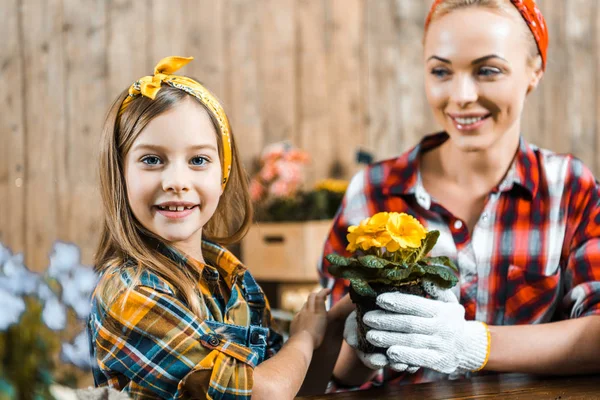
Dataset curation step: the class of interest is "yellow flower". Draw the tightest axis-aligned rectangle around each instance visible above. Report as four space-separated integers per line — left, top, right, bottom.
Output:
347 230 392 252
314 179 349 193
363 212 389 233
386 212 427 249
346 213 393 252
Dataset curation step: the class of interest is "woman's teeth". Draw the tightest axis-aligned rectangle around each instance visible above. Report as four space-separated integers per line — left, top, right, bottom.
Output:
455 116 485 125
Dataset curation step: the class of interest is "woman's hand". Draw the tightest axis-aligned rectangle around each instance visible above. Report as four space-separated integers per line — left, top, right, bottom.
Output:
363 282 490 374
290 288 331 348
327 293 355 323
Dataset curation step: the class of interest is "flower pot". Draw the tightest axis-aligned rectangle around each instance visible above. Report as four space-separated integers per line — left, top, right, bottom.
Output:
349 279 427 354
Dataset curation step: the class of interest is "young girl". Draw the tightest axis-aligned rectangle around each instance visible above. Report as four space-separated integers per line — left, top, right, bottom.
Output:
88 56 352 399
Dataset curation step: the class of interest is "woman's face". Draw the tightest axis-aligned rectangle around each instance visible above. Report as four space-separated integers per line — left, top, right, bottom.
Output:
424 7 543 152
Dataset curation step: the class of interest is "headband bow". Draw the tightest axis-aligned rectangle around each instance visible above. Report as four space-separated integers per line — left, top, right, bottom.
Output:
120 56 233 189
425 0 548 70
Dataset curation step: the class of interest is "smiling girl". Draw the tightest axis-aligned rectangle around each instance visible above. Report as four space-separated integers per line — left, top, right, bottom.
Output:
88 56 352 399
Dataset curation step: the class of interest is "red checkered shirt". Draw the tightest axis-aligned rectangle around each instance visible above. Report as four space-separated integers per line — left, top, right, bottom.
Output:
319 132 600 388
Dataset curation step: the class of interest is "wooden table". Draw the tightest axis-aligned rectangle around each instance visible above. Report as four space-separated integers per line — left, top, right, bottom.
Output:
298 374 600 399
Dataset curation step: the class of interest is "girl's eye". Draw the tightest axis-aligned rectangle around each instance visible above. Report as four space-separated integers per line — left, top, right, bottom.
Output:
478 66 502 77
431 67 451 78
141 155 161 165
190 156 209 166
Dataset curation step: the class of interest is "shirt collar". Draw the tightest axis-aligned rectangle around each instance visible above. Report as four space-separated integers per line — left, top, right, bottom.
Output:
386 132 448 196
386 132 539 199
497 136 539 198
157 240 247 288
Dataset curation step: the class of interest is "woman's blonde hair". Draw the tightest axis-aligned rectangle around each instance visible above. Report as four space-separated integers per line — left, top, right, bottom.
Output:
94 84 252 317
425 0 542 69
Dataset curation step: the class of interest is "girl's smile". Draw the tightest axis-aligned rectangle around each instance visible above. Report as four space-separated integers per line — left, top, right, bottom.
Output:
154 201 199 219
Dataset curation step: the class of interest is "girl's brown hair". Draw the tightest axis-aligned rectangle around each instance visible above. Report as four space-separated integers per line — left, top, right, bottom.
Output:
94 84 252 317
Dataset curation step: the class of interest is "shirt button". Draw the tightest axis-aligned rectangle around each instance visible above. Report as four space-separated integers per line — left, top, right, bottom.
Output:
453 220 463 230
481 213 489 222
208 335 220 347
250 331 263 345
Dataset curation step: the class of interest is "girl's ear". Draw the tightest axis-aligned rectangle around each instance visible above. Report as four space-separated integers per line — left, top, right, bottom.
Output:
526 56 544 95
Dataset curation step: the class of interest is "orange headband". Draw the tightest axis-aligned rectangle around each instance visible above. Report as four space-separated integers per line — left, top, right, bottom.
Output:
425 0 548 70
120 56 233 189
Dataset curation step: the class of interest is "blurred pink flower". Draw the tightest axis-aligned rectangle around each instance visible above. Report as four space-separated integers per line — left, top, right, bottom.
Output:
260 162 278 181
270 180 293 198
249 179 265 202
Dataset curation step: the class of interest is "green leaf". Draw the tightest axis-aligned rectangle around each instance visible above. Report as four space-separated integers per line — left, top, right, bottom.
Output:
421 256 458 272
420 263 459 288
349 279 378 297
376 264 425 281
357 255 387 269
325 253 356 267
406 230 440 263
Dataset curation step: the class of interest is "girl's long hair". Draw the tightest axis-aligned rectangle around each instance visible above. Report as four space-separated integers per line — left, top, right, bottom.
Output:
94 84 252 317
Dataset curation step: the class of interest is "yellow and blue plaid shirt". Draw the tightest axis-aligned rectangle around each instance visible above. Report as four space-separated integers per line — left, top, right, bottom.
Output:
88 240 283 399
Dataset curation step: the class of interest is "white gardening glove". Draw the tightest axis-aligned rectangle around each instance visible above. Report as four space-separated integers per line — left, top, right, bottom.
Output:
343 310 419 373
362 281 490 375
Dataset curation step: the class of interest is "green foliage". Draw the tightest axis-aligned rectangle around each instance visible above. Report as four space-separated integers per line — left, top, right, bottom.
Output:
1 298 57 400
256 189 344 222
327 229 458 297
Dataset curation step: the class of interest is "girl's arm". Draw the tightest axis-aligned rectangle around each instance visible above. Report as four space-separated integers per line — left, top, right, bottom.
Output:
486 316 600 374
252 331 316 399
251 289 330 399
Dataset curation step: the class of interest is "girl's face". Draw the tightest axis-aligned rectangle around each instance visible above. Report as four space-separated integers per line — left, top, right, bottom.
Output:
124 98 223 257
424 7 543 152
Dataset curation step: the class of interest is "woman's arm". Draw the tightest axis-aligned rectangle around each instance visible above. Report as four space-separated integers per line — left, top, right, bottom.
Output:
332 341 379 386
298 295 359 395
486 315 600 374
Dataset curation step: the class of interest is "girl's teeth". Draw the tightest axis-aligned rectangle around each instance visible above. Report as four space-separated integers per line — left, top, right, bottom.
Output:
455 116 484 125
161 205 194 211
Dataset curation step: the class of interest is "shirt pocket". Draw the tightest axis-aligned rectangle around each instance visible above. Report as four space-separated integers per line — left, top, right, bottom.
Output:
503 264 560 325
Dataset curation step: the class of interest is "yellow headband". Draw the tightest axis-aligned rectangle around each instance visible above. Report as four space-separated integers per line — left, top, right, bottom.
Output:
120 56 232 189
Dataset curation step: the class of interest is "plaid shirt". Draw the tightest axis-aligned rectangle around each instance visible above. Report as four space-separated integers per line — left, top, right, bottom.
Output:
88 240 283 399
320 132 600 388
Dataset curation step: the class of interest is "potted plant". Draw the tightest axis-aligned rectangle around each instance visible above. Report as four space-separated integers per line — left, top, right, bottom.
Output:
243 142 347 283
326 212 458 353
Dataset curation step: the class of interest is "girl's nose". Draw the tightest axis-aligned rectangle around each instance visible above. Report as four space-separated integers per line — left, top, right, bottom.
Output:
162 163 190 193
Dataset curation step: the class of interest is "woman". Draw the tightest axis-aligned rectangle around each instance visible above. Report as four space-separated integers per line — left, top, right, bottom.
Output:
320 0 600 389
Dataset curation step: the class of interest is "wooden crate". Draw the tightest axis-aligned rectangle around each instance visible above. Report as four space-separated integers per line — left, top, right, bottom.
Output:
241 220 332 282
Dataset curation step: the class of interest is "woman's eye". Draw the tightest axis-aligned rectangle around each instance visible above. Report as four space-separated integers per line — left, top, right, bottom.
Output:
141 155 161 165
190 156 208 166
478 66 502 77
431 68 450 78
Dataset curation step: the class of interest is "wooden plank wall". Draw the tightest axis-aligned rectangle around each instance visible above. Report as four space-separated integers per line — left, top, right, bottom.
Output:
0 0 598 271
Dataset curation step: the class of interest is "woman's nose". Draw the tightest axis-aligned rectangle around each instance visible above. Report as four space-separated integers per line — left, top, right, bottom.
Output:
450 74 478 107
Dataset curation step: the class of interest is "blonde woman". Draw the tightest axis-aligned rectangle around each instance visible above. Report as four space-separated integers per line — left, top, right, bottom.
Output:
320 0 600 389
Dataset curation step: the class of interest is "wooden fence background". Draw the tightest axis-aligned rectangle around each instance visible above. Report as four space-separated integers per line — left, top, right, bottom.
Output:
1 0 598 271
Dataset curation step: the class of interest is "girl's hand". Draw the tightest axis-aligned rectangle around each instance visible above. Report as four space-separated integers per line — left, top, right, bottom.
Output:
290 288 331 348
